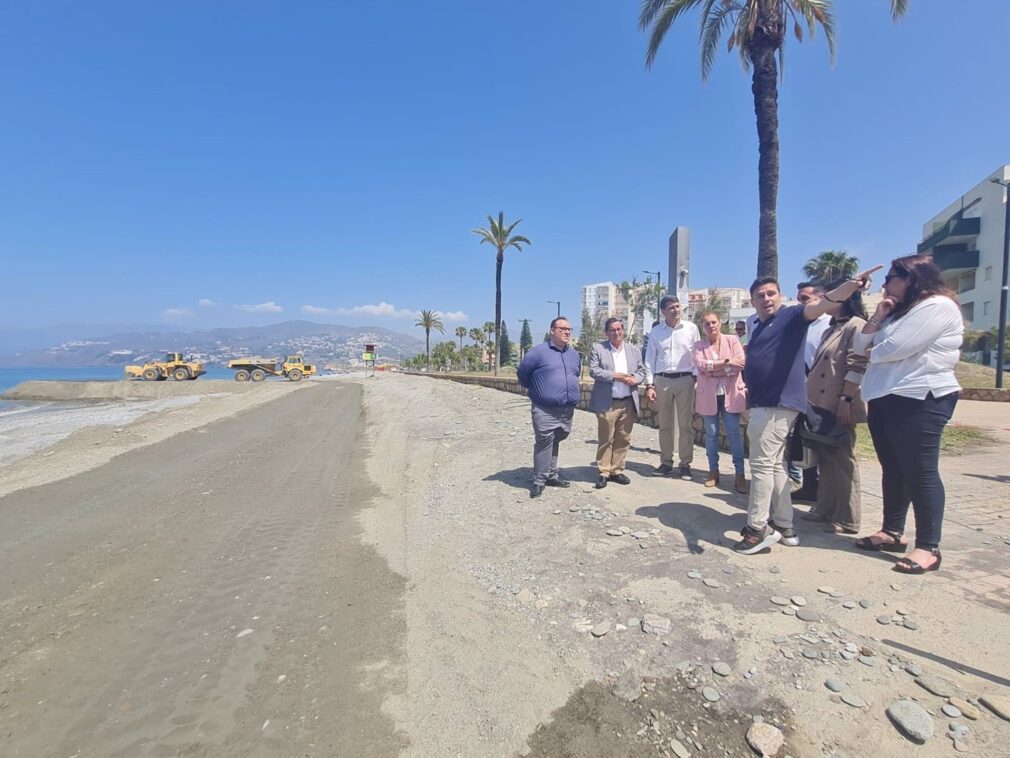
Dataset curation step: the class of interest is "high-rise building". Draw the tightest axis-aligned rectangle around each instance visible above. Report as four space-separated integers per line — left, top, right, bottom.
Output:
580 281 656 339
918 164 1010 330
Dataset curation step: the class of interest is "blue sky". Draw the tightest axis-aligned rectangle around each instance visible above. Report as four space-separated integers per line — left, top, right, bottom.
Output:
2 1 1008 345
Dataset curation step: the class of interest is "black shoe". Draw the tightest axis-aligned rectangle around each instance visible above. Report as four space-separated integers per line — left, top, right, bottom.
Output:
679 464 692 480
652 464 675 476
792 487 818 503
609 473 631 485
594 475 608 489
545 478 571 488
530 484 544 499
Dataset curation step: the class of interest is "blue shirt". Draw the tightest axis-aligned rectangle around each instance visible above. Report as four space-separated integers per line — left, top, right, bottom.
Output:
743 304 811 411
516 341 582 408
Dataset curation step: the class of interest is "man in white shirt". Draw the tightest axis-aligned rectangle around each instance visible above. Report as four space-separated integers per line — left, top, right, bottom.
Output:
588 318 646 489
644 295 701 479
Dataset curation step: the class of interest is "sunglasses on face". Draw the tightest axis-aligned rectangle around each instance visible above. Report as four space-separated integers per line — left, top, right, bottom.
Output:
884 273 908 284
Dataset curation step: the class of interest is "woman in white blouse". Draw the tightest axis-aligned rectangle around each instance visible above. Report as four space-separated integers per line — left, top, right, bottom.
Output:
853 255 963 574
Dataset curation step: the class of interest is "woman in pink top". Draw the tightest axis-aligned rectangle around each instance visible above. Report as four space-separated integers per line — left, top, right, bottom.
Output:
693 311 748 492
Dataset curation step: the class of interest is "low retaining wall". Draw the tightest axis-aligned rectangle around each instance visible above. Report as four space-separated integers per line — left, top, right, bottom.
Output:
961 387 1010 402
412 372 717 444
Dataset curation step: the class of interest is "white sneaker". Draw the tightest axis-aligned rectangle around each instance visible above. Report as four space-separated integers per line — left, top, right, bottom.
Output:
734 527 782 555
771 522 800 546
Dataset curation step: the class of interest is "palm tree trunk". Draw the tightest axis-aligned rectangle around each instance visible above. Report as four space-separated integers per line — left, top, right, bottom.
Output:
494 251 503 376
425 329 431 371
750 3 782 280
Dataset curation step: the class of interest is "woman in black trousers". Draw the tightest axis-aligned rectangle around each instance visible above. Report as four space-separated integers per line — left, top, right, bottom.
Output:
852 255 963 574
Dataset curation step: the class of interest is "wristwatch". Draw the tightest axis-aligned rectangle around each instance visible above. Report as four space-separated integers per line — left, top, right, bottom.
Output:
840 395 853 403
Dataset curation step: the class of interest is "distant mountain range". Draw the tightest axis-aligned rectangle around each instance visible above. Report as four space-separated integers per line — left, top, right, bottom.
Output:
0 321 425 368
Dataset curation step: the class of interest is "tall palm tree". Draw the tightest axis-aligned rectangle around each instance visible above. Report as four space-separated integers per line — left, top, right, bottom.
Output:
414 310 444 371
455 326 467 352
640 0 907 278
472 212 532 376
802 249 859 286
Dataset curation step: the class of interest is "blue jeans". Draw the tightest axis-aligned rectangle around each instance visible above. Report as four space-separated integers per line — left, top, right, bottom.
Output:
702 396 744 475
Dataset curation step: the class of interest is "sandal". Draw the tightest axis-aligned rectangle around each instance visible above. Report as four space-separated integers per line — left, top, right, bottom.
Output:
855 530 907 553
893 549 942 574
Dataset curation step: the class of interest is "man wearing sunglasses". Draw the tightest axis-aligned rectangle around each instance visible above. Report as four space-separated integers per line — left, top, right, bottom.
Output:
517 316 582 499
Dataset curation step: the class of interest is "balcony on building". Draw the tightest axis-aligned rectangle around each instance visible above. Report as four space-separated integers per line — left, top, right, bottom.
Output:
917 214 980 277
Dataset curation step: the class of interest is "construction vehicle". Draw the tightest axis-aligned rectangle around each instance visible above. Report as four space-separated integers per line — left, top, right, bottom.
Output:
124 353 207 381
227 355 316 382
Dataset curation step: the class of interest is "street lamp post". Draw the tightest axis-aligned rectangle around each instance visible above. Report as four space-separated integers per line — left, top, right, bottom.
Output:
991 177 1010 389
643 269 662 323
547 300 561 319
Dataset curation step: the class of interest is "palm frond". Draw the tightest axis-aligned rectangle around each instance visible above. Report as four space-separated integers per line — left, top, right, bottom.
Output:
642 0 705 68
700 2 736 80
891 0 909 20
795 0 836 64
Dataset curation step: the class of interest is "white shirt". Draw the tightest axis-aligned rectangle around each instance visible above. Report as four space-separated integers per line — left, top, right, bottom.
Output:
854 296 963 402
644 320 701 384
609 342 633 399
805 314 831 369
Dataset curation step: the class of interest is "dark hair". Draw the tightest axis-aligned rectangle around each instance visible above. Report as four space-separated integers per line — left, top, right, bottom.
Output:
734 320 746 329
603 317 624 332
550 316 571 330
888 254 958 320
797 281 822 293
659 294 680 311
824 278 868 320
749 276 780 296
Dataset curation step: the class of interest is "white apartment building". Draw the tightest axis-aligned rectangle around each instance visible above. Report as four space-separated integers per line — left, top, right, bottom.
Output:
686 287 751 318
918 164 1009 331
580 281 656 339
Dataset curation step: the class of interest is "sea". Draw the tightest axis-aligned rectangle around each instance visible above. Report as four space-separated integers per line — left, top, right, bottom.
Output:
0 366 233 466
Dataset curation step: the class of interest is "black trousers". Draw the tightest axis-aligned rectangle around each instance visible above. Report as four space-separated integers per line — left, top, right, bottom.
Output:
867 391 958 549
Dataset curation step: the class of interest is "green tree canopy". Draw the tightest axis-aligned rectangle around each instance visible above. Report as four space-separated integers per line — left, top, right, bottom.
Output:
802 250 860 286
499 320 513 367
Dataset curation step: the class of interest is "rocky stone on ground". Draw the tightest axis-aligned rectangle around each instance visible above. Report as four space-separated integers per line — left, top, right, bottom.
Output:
887 700 934 743
745 721 785 757
613 669 642 702
948 697 980 720
980 693 1010 721
591 621 611 638
915 676 954 698
641 614 672 636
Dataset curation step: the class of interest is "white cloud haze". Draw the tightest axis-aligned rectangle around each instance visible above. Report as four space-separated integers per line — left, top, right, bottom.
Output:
198 298 217 307
163 308 193 319
300 302 415 318
237 301 283 313
436 310 468 322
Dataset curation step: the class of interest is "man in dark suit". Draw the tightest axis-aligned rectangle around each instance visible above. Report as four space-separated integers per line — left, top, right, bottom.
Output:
588 318 646 489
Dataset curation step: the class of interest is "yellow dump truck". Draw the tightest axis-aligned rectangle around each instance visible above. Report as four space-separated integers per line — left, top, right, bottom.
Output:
125 353 207 381
227 355 316 382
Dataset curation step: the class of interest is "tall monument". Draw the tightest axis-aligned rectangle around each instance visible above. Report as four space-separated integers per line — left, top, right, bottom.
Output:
668 226 691 304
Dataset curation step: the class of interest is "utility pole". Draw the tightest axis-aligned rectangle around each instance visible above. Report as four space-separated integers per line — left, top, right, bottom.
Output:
643 269 662 324
547 300 561 320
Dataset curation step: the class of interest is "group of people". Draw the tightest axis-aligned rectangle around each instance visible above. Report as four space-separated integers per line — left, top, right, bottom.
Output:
516 254 964 575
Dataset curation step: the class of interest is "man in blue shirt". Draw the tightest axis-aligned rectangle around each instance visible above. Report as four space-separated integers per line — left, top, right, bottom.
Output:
517 316 583 499
736 270 879 554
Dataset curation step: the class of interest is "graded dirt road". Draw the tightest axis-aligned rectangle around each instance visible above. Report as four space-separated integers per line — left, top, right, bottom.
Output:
0 383 405 757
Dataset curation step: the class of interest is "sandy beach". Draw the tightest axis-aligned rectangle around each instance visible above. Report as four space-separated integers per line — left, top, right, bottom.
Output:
1 373 1009 757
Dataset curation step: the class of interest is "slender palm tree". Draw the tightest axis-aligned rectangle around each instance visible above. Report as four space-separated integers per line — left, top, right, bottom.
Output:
802 249 859 286
640 0 907 278
469 327 485 370
455 326 466 352
414 310 445 371
482 321 496 370
472 212 532 376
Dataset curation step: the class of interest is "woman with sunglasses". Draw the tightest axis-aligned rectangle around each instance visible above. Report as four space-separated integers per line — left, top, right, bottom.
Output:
853 255 963 573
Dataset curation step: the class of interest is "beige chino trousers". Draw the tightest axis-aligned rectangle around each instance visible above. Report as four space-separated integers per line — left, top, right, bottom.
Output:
595 397 637 476
746 406 798 531
655 374 695 467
